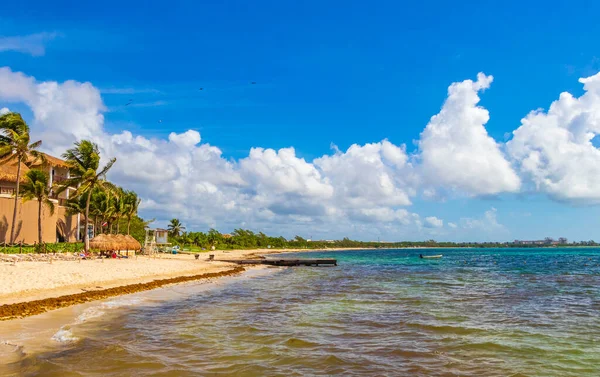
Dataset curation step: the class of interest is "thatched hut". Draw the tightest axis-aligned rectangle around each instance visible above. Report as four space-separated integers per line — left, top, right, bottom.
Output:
114 234 141 254
89 234 141 256
89 234 120 252
124 235 142 250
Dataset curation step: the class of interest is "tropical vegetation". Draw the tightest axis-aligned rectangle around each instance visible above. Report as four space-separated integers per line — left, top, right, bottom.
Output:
0 112 44 244
20 169 55 245
0 111 144 249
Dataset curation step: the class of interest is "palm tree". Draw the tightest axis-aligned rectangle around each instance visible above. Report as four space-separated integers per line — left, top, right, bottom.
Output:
90 187 112 234
59 140 116 252
123 190 141 235
167 218 185 237
103 183 124 234
20 169 54 246
0 112 44 244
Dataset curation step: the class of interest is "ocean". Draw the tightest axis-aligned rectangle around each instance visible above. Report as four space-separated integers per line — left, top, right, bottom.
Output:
3 248 600 376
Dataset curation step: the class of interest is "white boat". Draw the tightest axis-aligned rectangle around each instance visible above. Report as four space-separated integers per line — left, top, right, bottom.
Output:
420 254 443 259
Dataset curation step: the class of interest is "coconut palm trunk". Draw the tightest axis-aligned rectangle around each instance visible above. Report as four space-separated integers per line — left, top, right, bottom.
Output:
84 187 92 252
127 216 132 235
10 161 21 244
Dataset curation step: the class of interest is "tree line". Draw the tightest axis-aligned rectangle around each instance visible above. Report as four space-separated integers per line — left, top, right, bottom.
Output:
0 112 141 250
165 220 581 250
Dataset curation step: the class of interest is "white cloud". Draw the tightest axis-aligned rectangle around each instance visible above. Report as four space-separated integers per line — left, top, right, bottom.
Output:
424 216 444 228
0 107 9 115
0 32 59 56
314 140 416 209
506 72 600 203
7 66 600 239
418 72 521 196
0 67 519 240
240 147 333 199
460 207 504 231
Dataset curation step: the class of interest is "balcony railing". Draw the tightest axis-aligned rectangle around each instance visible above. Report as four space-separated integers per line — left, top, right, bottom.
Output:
0 186 15 195
52 175 68 184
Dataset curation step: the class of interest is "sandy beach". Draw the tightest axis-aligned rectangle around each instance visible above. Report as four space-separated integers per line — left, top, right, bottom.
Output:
0 247 365 320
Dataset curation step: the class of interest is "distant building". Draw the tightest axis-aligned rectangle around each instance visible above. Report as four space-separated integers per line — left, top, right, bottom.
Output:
513 238 562 246
0 153 79 243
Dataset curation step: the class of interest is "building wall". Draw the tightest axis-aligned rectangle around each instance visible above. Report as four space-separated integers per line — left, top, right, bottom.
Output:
0 195 78 244
57 206 79 242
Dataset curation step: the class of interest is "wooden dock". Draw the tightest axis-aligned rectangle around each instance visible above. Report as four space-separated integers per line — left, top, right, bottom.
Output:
217 258 337 267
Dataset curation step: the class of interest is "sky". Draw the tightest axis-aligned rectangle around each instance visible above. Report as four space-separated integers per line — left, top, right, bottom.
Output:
1 0 600 242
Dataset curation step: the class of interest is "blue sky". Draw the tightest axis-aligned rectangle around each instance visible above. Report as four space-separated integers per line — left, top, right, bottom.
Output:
2 1 600 241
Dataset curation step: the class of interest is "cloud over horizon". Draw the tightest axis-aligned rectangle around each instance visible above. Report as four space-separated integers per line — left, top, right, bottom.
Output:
1 66 599 240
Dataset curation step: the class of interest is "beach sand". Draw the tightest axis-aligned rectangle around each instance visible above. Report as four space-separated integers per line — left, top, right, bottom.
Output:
0 247 364 320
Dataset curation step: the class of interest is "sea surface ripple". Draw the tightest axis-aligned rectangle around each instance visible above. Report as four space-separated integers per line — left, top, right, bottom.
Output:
9 248 600 376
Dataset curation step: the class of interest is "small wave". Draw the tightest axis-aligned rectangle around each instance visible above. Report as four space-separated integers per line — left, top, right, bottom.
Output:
283 337 320 348
75 307 106 324
52 327 79 343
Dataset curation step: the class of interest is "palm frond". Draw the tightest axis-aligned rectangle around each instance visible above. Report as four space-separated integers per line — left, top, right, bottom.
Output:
97 157 117 178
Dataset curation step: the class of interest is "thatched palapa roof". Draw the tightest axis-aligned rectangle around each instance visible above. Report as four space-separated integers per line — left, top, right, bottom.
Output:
0 152 69 184
28 153 70 169
89 234 142 251
0 161 29 183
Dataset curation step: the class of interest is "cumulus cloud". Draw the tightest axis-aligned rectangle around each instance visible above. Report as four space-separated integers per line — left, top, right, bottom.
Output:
314 140 416 209
506 72 600 203
0 32 60 56
424 216 444 228
418 72 521 196
0 66 426 237
6 65 600 239
240 147 333 199
0 107 9 115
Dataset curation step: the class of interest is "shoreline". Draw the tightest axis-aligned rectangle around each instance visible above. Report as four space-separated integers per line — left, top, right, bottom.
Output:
0 247 364 321
0 266 280 369
0 265 245 321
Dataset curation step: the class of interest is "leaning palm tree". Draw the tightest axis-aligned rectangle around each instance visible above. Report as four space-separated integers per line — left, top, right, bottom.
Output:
167 218 185 237
123 190 141 235
0 112 44 244
20 169 54 246
59 140 116 252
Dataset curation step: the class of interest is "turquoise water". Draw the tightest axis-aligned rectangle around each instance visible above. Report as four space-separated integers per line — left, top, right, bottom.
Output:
8 248 600 376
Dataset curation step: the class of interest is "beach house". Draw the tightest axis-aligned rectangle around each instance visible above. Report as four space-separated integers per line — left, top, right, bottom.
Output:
0 153 81 244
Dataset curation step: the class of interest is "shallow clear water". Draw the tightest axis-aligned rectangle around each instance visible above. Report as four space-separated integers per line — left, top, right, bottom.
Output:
7 248 600 376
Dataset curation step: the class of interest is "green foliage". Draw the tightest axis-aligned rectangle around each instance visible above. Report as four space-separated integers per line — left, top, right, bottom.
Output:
60 140 116 251
0 242 84 254
116 215 151 245
20 169 55 214
167 218 185 237
165 229 585 250
0 111 44 244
